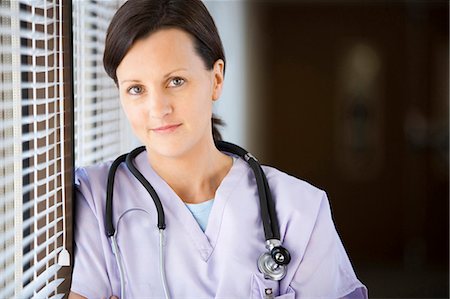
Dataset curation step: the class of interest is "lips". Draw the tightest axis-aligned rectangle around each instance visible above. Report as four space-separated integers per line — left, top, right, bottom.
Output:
151 123 182 133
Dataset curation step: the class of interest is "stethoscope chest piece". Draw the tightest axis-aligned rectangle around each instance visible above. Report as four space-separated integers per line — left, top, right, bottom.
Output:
257 239 290 281
258 252 287 281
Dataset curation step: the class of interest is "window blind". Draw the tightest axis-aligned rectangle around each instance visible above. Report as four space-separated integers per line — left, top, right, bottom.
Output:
73 0 135 167
0 0 68 297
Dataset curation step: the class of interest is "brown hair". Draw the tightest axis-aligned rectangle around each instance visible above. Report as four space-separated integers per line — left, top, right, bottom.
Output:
103 0 226 141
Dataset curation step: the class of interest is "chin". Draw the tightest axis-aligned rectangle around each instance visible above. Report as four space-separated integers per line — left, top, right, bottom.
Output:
142 127 209 160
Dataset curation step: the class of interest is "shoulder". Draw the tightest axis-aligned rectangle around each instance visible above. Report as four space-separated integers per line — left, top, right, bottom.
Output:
260 165 365 295
260 165 331 257
75 156 132 195
75 160 113 189
261 164 326 210
74 161 115 216
74 153 146 213
74 157 135 213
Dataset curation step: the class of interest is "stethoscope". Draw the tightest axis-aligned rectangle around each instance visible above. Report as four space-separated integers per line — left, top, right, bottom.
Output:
105 141 291 299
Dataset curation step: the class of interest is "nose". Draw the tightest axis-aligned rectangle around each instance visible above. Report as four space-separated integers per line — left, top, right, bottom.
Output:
147 90 173 119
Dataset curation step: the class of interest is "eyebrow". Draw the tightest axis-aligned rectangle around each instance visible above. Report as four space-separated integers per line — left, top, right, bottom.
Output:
119 68 188 85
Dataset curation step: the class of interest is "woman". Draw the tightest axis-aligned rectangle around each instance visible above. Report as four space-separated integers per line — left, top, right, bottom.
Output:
69 0 368 298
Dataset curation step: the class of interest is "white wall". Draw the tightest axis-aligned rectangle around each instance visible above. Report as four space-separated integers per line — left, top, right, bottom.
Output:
204 1 248 148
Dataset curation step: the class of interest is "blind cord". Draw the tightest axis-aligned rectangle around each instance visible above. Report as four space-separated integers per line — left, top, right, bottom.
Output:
57 0 70 267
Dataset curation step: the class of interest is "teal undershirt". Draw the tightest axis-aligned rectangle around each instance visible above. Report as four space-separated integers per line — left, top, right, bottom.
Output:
185 199 214 232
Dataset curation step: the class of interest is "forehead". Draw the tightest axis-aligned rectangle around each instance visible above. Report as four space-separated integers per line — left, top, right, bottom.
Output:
117 28 203 78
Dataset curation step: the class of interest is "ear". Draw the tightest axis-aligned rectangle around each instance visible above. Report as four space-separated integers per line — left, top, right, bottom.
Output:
212 59 225 101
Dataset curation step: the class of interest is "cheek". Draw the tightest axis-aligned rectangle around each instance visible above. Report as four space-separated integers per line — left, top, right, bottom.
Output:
121 102 147 132
190 85 213 117
189 94 213 127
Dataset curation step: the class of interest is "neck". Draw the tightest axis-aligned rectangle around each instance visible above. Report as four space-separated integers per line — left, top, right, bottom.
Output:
146 138 233 204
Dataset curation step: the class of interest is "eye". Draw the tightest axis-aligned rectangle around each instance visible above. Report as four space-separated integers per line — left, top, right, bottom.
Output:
168 77 185 87
127 85 144 95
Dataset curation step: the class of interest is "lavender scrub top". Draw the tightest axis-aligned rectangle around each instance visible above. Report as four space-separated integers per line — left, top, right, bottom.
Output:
185 198 215 232
70 150 368 298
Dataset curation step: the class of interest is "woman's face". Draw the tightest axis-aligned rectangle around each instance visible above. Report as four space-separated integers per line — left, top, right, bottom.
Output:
116 28 224 159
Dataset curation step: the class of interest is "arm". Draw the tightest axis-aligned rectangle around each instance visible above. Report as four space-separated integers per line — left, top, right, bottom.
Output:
289 193 368 299
68 291 86 299
70 180 116 297
68 291 119 299
68 292 119 299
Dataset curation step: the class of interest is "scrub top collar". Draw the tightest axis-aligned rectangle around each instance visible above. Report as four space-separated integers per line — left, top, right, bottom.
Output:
132 150 249 261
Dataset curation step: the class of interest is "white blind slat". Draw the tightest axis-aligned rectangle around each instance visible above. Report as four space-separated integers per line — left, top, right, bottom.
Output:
33 278 65 298
21 263 63 298
5 46 47 56
19 1 53 9
22 248 62 283
0 284 14 299
77 123 118 138
0 231 63 286
20 217 64 253
78 146 121 163
21 202 62 232
1 0 68 296
22 231 63 266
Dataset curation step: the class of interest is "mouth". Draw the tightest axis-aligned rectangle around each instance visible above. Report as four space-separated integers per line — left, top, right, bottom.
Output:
151 123 182 133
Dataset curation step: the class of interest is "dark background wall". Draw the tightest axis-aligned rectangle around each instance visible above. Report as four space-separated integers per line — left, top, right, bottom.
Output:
246 1 448 297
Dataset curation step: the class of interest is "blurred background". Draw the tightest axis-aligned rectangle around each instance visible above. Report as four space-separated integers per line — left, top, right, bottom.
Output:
227 0 449 297
0 0 448 297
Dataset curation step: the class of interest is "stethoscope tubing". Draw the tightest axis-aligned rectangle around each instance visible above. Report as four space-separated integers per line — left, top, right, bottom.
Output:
248 156 280 241
106 153 127 237
215 141 280 240
125 146 166 230
110 235 126 299
159 229 170 299
109 231 170 299
104 141 290 297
